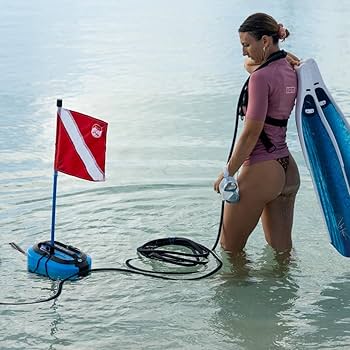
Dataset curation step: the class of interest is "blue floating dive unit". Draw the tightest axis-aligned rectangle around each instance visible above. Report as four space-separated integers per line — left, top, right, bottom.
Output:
27 241 91 280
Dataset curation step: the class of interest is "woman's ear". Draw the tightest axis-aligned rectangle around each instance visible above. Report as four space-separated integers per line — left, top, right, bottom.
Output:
261 35 271 48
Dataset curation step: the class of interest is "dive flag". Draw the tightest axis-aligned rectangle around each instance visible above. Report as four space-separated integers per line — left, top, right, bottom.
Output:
54 108 108 181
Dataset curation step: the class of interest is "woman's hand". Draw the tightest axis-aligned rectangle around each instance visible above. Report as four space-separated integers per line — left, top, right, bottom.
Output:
214 172 224 193
286 52 300 68
244 57 261 73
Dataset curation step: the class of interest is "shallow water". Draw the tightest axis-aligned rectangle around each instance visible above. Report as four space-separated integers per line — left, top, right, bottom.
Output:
1 1 350 349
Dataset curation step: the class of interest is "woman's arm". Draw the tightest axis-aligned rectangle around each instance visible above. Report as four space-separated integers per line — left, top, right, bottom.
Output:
213 119 264 192
226 119 264 175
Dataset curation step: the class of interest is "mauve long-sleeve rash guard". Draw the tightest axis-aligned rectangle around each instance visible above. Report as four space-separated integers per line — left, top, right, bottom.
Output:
244 58 298 165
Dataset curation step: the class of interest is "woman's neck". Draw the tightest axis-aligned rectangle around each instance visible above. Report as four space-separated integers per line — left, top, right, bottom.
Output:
264 46 280 61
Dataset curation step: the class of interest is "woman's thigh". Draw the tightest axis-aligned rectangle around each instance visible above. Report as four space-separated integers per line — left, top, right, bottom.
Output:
220 160 286 254
261 153 300 251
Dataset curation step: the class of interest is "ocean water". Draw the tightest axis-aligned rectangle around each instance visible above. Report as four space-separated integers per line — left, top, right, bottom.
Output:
1 1 350 349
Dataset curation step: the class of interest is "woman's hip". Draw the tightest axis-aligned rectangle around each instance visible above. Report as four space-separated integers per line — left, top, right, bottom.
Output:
238 159 287 204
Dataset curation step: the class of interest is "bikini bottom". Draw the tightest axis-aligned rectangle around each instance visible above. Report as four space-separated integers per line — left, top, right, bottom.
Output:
276 155 290 173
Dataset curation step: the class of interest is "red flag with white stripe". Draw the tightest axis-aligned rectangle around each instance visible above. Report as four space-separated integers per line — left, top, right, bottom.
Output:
54 108 108 181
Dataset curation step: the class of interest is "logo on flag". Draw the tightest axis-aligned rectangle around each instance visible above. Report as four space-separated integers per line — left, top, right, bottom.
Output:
54 108 108 181
91 124 103 138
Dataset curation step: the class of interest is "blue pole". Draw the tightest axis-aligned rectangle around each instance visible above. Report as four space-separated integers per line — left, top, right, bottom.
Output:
50 170 58 247
50 99 63 249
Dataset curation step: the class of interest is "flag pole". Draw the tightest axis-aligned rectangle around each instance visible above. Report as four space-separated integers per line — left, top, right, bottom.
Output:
50 99 62 250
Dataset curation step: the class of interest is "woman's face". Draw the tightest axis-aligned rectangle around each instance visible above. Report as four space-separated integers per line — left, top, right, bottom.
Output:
239 32 264 63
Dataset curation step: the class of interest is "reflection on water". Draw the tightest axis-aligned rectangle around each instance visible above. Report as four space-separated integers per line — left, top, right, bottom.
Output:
301 273 350 348
212 246 300 350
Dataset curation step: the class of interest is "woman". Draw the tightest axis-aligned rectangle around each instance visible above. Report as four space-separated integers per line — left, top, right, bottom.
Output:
213 13 300 256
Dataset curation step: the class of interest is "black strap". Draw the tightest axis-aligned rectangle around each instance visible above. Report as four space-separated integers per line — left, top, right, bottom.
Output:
261 116 288 153
259 130 275 153
265 116 288 127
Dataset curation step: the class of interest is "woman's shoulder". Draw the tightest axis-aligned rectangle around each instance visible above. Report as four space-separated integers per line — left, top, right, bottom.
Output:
252 59 296 80
250 65 269 84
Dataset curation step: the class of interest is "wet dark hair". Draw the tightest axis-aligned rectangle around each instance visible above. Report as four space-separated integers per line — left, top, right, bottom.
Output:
239 13 290 44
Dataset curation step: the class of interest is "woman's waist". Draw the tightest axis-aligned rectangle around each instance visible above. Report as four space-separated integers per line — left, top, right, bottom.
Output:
245 142 289 165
